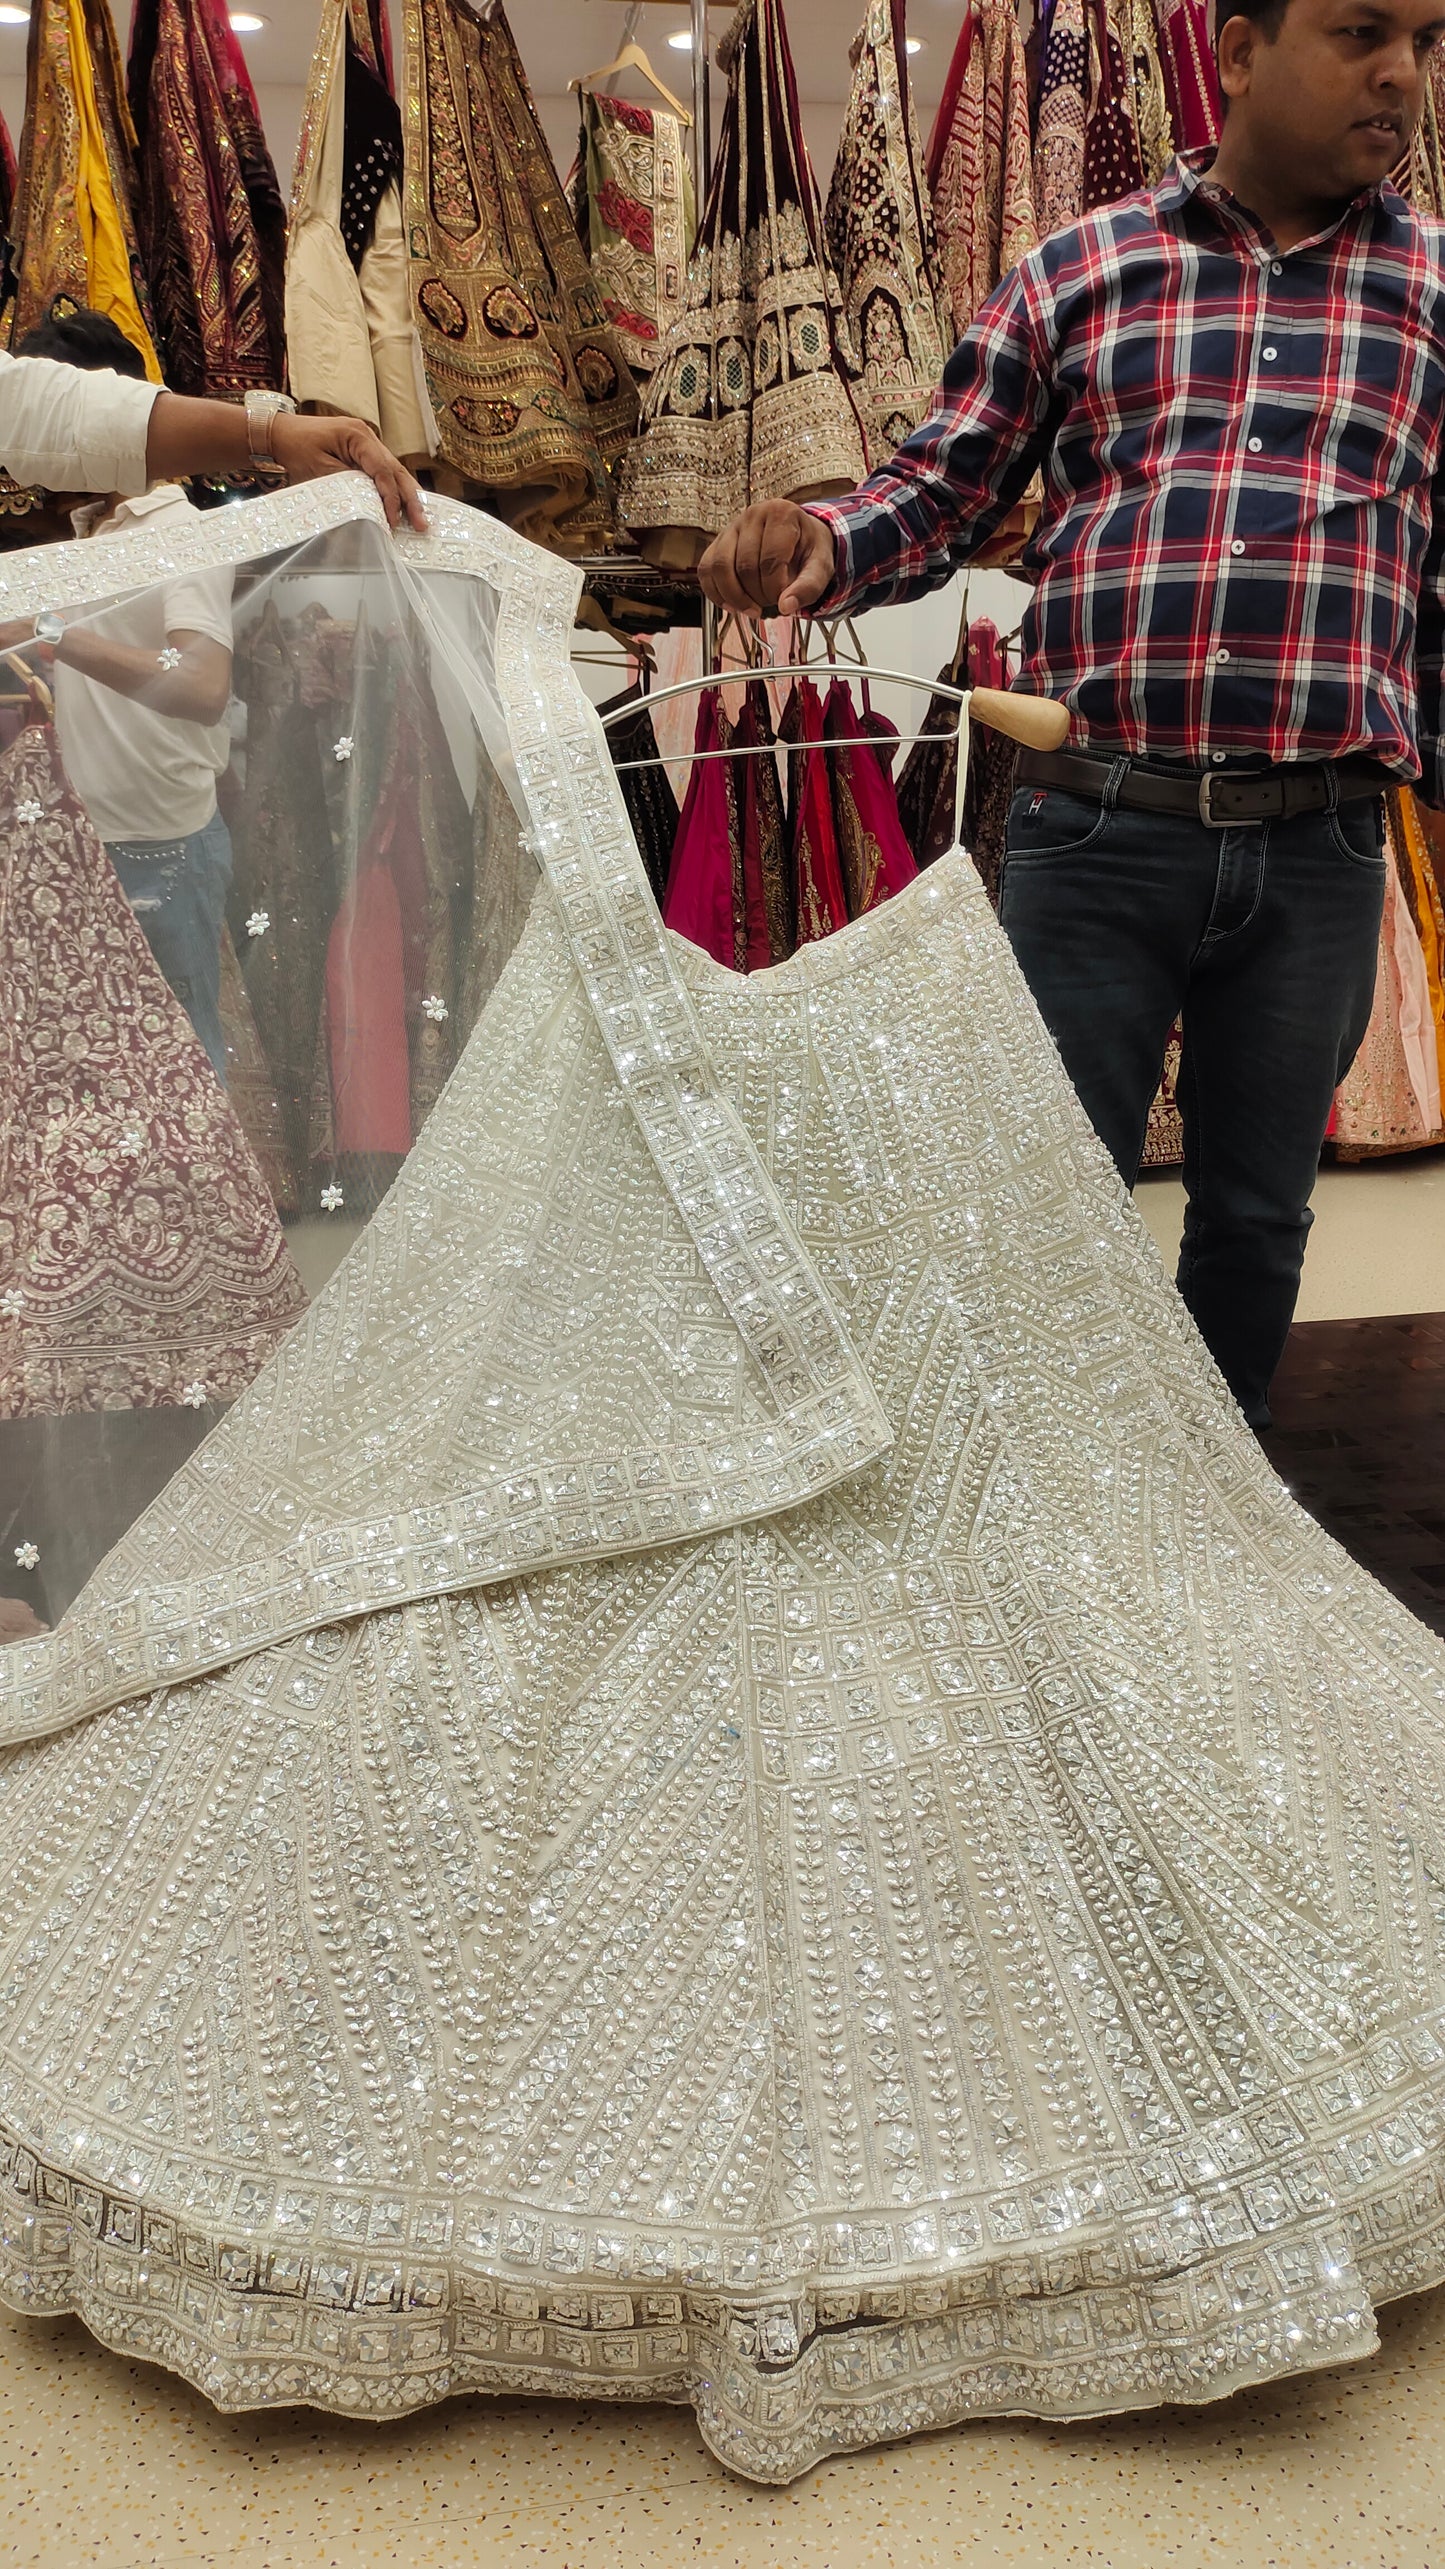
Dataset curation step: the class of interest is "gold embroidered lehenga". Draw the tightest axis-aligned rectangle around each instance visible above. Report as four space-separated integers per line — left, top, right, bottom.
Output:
621 0 868 564
572 88 695 384
9 487 1445 2488
824 0 950 468
126 0 287 401
402 0 638 552
5 0 160 373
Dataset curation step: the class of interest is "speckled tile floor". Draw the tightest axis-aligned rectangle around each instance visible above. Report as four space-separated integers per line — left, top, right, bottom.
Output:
3 2292 1445 2567
5 1164 1445 2565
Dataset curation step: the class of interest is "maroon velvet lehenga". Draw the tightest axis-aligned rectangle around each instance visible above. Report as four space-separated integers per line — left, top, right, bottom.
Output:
621 0 868 561
823 679 918 917
928 0 1039 341
782 678 852 946
824 0 949 467
127 0 288 400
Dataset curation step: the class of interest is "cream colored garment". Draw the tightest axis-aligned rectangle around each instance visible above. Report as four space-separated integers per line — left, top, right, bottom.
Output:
285 3 437 464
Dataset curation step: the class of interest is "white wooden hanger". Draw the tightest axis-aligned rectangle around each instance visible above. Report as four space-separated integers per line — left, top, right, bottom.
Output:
571 39 693 124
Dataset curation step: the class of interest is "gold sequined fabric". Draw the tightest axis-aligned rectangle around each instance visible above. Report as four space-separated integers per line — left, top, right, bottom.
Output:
572 90 696 383
620 0 868 561
5 490 1445 2482
824 0 949 469
7 0 160 372
402 0 638 553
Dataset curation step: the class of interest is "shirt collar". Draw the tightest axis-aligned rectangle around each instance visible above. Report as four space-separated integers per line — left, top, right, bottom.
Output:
1156 143 1396 246
69 481 188 540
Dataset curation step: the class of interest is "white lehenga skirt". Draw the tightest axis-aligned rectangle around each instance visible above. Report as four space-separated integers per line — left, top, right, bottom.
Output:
2 829 1445 2482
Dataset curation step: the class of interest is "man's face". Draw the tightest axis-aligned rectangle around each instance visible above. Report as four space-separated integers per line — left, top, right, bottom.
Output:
1219 0 1445 198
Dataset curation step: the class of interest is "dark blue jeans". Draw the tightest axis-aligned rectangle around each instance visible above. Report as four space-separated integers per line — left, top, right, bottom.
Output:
107 811 233 1083
999 770 1386 1427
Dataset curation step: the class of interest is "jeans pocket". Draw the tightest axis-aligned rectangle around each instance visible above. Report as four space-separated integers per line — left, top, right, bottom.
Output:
1005 785 1112 861
1325 795 1386 868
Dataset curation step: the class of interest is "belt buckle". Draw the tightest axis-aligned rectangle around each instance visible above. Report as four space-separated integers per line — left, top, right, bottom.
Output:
1196 771 1230 826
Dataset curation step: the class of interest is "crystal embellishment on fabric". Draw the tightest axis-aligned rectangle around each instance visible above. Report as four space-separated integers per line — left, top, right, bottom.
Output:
421 993 449 1022
245 909 270 938
3 479 1445 2488
157 647 182 672
11 1544 38 1571
180 1382 207 1409
333 734 354 762
319 1183 344 1212
15 799 41 825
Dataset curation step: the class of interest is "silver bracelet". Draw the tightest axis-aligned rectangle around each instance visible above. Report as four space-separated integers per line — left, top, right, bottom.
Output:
244 390 297 475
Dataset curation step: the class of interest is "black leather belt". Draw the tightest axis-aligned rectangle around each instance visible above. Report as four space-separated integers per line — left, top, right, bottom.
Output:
1015 747 1390 827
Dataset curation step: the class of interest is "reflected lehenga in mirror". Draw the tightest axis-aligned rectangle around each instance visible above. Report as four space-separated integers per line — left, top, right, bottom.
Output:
4 483 1445 2483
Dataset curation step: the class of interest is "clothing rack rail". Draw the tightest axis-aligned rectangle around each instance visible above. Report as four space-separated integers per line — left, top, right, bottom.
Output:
598 663 1069 769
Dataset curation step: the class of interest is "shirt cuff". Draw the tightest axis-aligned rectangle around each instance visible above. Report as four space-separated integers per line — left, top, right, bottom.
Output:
801 501 855 614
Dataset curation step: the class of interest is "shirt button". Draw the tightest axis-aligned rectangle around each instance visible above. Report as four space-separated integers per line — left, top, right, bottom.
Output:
1263 346 1278 361
1215 648 1231 664
1212 751 1227 764
1231 540 1246 555
1271 259 1283 274
1248 435 1263 452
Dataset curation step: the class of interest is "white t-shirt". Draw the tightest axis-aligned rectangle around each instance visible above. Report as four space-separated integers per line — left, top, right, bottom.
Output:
53 485 235 845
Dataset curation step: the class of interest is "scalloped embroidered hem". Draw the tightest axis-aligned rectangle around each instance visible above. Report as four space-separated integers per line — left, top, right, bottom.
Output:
0 2148 1432 2482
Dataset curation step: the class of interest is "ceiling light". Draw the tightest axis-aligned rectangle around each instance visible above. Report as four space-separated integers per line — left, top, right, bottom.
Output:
667 28 692 46
905 34 924 51
229 10 266 29
0 7 29 23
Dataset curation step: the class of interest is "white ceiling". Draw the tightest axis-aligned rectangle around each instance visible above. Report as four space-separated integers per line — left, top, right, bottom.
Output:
0 0 964 155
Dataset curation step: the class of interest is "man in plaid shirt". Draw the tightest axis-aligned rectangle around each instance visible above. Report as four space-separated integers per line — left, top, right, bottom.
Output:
701 0 1445 1428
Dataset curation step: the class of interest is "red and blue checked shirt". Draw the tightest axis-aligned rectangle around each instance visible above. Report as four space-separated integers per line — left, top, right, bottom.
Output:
807 151 1445 795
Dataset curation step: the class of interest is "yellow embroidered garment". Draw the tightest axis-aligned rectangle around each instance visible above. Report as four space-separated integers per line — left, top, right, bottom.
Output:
7 0 161 379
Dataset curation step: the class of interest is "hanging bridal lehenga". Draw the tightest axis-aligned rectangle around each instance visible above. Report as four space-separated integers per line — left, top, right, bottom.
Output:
823 0 950 467
4 486 1445 2482
5 0 161 371
620 0 868 562
571 82 696 385
400 0 638 549
126 0 288 401
286 0 438 470
928 0 1039 341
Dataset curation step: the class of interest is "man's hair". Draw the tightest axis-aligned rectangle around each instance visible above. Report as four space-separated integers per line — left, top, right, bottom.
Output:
16 297 149 380
1218 0 1292 36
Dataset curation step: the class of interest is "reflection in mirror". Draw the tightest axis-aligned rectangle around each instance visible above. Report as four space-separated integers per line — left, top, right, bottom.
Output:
0 500 534 1627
